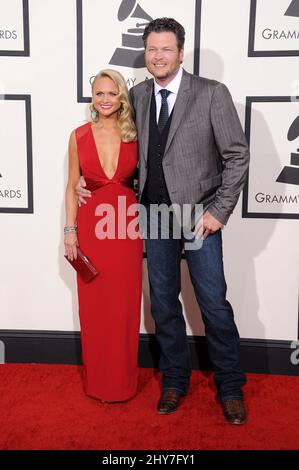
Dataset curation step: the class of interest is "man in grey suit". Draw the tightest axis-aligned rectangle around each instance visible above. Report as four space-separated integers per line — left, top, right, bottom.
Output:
77 18 249 424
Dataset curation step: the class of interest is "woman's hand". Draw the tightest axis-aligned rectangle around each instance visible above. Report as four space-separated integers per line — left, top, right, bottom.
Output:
64 232 79 261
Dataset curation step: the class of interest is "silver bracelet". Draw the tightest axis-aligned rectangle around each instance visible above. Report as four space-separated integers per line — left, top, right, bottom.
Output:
64 226 77 234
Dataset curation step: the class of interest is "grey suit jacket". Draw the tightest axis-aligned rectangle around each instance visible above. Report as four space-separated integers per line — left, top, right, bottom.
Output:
130 69 250 225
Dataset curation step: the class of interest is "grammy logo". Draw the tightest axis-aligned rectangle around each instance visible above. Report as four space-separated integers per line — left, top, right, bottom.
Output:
109 0 153 68
276 116 299 186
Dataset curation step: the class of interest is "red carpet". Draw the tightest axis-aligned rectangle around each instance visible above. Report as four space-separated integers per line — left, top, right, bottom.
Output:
0 364 299 450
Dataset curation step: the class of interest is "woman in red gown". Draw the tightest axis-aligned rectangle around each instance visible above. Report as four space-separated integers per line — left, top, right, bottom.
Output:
64 70 142 402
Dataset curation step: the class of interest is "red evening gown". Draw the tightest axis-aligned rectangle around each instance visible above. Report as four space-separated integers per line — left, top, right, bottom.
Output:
75 122 142 402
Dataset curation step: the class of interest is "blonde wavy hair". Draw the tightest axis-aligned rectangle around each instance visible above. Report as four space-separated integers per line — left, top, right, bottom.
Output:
90 69 137 142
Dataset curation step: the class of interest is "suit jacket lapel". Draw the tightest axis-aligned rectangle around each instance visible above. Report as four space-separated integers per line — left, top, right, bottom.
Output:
140 79 153 163
164 70 191 158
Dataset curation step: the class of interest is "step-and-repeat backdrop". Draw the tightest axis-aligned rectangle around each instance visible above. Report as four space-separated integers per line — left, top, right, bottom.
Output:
0 0 299 341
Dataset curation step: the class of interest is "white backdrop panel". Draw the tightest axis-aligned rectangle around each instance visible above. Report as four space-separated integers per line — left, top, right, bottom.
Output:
0 0 25 52
0 99 28 208
0 0 298 341
80 0 197 98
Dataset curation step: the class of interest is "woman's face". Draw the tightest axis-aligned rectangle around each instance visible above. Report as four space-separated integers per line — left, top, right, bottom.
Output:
92 77 121 118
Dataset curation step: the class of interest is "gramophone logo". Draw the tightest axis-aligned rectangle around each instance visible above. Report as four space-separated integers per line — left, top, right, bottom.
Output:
109 0 153 68
276 116 299 185
248 0 299 57
285 0 299 16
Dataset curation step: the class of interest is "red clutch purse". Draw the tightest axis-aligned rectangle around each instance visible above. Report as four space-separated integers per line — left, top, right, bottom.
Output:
64 247 99 282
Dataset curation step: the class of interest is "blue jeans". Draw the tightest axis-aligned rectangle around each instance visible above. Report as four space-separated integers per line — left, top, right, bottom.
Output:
144 207 246 402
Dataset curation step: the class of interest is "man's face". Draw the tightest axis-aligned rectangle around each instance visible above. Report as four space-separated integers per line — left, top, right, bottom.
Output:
145 32 184 85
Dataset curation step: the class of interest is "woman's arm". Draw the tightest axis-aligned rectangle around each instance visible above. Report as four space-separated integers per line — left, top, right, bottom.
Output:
64 130 80 260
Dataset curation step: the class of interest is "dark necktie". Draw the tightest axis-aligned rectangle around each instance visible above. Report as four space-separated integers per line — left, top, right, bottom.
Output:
158 89 171 133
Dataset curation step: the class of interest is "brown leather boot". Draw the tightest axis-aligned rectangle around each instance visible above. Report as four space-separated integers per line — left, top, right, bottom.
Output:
222 399 247 425
157 390 182 415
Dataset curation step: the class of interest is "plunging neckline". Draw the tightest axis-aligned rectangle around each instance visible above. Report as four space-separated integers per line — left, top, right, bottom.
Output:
90 123 122 181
